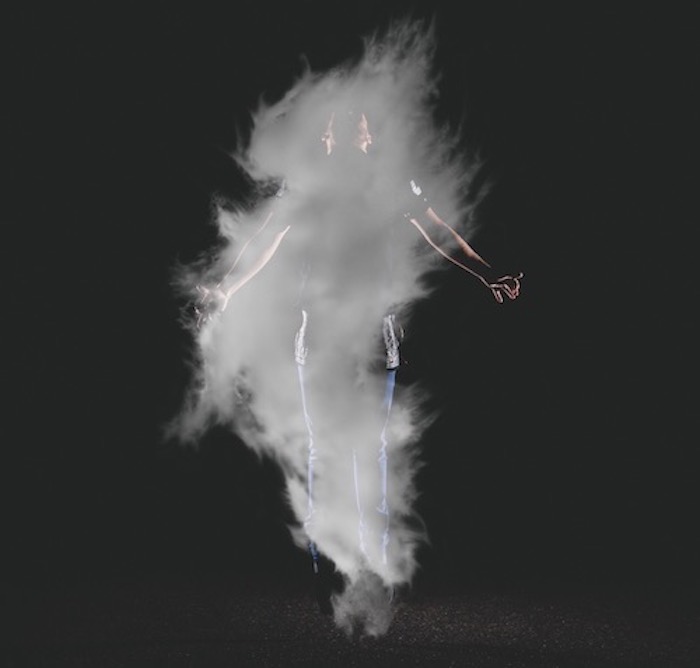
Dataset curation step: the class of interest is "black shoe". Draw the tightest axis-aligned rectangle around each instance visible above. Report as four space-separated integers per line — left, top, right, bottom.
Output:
315 574 334 615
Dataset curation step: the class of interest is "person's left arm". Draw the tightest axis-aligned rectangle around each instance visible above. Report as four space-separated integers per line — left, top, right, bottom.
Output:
404 181 522 303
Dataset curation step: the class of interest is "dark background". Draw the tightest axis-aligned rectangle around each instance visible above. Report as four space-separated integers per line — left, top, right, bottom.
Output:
4 0 697 602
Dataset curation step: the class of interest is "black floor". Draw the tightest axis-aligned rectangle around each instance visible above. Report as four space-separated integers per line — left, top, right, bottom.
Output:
4 569 698 668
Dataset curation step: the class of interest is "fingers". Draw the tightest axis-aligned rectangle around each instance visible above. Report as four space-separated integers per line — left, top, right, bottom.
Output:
504 281 519 300
489 276 521 303
497 275 522 300
509 277 521 299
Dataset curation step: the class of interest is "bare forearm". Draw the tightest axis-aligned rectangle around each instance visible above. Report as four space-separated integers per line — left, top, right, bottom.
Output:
408 216 490 286
408 212 522 303
222 225 291 303
424 207 491 269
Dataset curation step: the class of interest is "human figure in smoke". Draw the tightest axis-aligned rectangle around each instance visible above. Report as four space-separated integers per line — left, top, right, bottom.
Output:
193 107 522 611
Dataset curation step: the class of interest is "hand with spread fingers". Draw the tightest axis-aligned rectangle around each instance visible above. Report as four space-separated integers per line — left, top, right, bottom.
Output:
193 284 228 328
487 272 523 303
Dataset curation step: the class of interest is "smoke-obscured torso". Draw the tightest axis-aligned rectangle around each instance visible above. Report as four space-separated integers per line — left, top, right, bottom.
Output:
278 144 406 314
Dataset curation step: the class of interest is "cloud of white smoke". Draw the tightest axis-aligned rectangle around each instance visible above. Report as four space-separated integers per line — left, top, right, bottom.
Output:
170 17 485 636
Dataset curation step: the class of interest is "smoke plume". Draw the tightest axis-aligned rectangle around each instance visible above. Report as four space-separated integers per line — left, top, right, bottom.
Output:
170 17 484 636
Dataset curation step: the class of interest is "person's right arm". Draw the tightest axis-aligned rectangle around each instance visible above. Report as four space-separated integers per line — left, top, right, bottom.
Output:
194 199 291 328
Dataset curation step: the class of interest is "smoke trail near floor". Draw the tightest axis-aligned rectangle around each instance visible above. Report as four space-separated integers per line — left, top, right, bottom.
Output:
170 18 486 636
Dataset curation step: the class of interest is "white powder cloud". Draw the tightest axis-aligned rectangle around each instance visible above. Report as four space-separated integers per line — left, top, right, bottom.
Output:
170 17 488 636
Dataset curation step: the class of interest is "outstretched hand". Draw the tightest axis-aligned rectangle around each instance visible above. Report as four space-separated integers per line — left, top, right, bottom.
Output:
487 272 523 304
193 284 228 329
